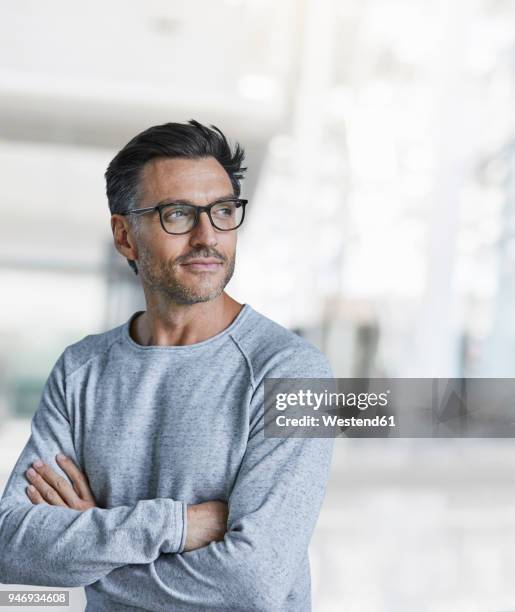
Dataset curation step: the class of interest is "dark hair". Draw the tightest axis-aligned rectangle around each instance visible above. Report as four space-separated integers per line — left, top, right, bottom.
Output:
105 119 247 275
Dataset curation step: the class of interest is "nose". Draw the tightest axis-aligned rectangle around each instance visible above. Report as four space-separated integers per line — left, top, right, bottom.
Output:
188 208 218 248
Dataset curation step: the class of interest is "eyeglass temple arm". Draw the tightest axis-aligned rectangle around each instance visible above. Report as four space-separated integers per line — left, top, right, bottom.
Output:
122 206 156 216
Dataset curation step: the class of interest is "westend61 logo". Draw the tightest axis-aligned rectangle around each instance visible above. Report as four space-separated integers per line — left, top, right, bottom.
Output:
275 389 391 411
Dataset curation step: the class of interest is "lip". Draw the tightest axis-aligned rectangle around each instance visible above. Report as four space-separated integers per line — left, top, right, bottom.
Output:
181 259 223 271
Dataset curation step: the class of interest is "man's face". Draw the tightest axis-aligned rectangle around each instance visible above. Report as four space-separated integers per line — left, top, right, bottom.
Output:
131 156 238 305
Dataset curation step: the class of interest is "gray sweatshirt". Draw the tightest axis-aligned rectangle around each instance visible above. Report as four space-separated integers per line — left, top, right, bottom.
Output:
0 303 335 611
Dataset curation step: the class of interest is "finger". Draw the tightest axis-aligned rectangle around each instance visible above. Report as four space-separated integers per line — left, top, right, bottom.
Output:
26 484 46 505
25 466 67 507
56 454 96 503
30 460 83 508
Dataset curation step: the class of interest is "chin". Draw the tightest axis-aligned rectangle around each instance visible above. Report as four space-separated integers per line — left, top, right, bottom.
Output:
180 282 225 303
180 292 223 305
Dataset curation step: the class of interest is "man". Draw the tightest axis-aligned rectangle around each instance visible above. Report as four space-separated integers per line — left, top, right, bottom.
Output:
0 120 335 611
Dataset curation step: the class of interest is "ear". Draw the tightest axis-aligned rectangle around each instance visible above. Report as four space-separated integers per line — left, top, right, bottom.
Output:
111 215 138 262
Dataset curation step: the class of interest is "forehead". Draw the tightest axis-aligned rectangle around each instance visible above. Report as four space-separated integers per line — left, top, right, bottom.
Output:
138 156 234 204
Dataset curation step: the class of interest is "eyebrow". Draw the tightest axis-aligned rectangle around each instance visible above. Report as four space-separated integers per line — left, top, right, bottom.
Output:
159 193 237 206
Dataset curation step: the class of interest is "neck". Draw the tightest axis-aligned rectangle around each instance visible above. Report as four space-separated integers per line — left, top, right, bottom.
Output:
130 292 243 347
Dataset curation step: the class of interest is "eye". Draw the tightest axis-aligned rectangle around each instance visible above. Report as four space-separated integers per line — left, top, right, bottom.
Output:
162 205 193 222
170 209 186 218
212 203 236 217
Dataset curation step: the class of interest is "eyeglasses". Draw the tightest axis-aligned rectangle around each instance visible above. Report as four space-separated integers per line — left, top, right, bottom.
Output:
120 197 248 235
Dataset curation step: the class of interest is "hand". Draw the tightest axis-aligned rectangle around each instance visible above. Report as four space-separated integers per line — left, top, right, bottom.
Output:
184 500 228 552
25 453 99 511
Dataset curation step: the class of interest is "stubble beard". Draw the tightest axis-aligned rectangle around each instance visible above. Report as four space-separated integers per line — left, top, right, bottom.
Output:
137 244 236 306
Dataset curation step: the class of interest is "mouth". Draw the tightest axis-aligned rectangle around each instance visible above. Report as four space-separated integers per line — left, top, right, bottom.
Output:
181 259 224 272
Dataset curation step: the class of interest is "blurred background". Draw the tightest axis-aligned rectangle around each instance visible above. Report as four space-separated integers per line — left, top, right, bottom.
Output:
2 0 515 610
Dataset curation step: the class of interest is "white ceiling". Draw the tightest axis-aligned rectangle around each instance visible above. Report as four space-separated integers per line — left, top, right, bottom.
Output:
0 0 297 146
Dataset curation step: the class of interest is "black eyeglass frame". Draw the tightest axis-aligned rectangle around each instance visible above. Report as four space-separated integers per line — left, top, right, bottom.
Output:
120 197 248 235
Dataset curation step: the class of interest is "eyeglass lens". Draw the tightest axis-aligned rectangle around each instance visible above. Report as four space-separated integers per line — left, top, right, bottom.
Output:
161 202 244 233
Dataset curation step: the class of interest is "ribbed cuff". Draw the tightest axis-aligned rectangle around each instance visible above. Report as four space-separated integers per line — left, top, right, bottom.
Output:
178 502 188 553
160 499 187 554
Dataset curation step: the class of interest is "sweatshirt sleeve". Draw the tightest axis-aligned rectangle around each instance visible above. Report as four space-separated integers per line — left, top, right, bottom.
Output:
92 344 336 612
0 350 187 588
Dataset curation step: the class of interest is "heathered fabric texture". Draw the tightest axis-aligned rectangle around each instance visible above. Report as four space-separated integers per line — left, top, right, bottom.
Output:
0 303 335 611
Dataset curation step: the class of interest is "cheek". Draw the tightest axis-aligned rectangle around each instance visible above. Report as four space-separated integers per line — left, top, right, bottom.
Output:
221 234 237 255
146 233 188 262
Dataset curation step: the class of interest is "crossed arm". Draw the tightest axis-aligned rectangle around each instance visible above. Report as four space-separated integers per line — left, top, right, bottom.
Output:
22 454 229 553
0 347 336 611
0 352 188 587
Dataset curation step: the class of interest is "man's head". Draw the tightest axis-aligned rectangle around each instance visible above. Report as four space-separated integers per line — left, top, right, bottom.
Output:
106 120 247 305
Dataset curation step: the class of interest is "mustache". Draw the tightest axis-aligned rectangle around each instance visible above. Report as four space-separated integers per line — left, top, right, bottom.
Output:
179 251 226 264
